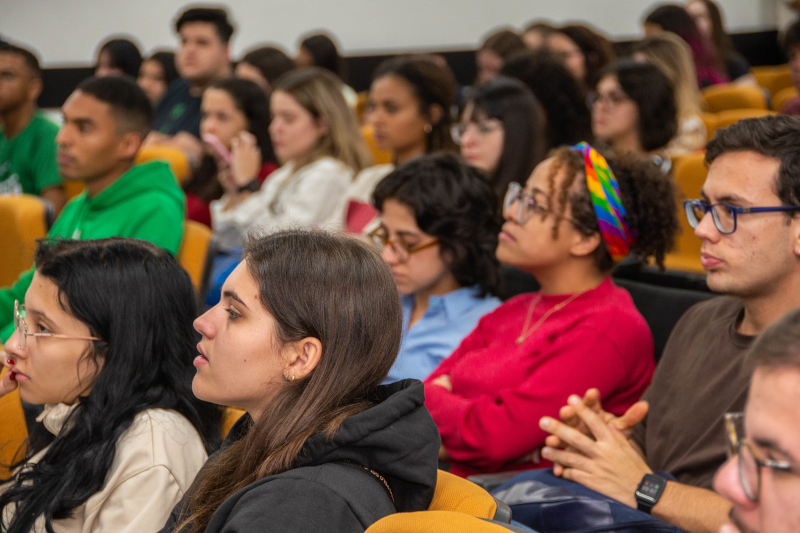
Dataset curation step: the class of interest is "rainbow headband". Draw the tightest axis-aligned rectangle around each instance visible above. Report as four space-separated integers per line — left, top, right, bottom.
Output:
571 142 635 262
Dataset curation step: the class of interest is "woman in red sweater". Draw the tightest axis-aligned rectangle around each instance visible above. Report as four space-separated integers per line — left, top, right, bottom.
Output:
425 144 678 476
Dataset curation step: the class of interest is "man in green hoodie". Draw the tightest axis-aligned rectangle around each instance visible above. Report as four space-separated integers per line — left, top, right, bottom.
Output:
0 76 185 341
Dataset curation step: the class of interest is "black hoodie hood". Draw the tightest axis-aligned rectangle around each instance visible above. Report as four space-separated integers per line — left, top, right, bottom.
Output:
296 379 440 512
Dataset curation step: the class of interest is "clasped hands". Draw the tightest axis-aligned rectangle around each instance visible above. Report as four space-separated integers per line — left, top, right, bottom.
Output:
538 388 652 508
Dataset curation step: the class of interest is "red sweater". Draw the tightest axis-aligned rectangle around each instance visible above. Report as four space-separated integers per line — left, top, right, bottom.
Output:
424 277 655 477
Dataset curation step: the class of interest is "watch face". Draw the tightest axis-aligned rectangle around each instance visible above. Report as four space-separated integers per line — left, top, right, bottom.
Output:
637 474 666 503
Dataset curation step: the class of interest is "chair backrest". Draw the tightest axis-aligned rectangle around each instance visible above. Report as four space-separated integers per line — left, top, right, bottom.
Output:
221 407 246 438
177 220 213 294
662 151 706 274
361 124 393 165
0 195 52 286
700 112 718 142
429 470 504 519
135 145 191 184
614 278 714 361
365 511 532 533
752 64 793 97
706 109 778 139
356 91 370 124
62 179 85 202
701 83 767 113
0 370 28 478
773 86 800 112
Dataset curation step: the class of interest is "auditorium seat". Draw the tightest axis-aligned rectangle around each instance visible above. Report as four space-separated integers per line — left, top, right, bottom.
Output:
752 64 793 98
0 369 28 478
365 511 532 533
62 179 85 202
704 109 777 139
0 195 54 287
772 86 799 112
177 220 215 298
136 145 191 184
701 83 767 113
222 407 246 438
361 124 393 165
663 151 705 274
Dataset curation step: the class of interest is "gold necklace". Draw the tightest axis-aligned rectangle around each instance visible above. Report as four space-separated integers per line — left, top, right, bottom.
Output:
515 290 587 345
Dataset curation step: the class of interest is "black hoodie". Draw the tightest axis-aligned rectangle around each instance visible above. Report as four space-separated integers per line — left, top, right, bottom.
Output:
160 380 440 533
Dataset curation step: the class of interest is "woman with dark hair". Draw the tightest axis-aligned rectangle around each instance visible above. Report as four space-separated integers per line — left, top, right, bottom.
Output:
0 238 222 533
522 21 556 50
685 0 756 84
425 144 679 476
342 56 457 233
295 33 357 107
476 29 527 83
160 230 439 533
184 77 278 228
138 51 179 105
590 60 678 164
454 76 546 200
502 49 593 150
235 46 295 95
94 37 142 78
644 3 728 87
546 24 615 89
369 153 502 383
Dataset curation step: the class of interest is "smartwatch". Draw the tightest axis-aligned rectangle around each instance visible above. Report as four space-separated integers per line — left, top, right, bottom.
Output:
635 473 667 514
237 179 260 193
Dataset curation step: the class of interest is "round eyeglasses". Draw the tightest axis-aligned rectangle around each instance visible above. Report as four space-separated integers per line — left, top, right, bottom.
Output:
13 300 101 350
503 182 587 229
367 227 439 262
450 120 503 145
724 412 796 503
684 199 800 235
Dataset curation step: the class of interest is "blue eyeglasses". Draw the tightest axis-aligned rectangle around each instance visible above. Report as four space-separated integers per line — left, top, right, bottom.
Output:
684 199 800 235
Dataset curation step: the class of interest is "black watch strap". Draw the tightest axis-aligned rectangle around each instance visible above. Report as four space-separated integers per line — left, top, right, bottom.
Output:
237 179 260 193
635 473 667 514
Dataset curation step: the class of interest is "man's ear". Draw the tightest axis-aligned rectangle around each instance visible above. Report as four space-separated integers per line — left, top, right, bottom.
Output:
284 337 322 381
116 131 144 161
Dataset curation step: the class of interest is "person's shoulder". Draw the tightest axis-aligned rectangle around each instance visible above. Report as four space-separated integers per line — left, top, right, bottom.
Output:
30 112 60 136
306 156 353 176
678 294 739 324
120 409 207 471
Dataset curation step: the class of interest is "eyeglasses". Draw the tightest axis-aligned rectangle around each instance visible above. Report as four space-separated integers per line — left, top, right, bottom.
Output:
684 199 800 235
724 412 796 503
503 182 587 229
450 120 503 145
586 91 632 109
13 300 101 351
368 227 439 262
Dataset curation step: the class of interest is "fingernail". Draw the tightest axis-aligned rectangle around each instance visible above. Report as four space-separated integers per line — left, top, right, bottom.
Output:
540 418 550 428
568 395 580 405
541 447 552 458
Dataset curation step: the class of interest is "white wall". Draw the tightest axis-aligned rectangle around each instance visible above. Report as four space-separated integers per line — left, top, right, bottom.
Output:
0 0 778 67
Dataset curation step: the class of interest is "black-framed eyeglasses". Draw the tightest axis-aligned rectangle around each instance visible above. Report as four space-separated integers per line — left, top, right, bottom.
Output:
684 199 800 235
586 91 632 109
367 226 439 262
13 300 101 351
724 412 796 503
503 182 588 229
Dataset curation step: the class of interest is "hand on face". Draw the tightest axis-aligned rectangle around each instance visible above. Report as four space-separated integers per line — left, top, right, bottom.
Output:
230 131 262 187
539 394 652 506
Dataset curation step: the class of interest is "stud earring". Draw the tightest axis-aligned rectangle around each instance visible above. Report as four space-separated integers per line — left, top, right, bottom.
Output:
285 373 295 382
423 124 432 133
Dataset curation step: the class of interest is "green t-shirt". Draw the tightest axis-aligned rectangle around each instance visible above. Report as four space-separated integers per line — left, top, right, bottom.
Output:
0 160 185 341
0 112 61 195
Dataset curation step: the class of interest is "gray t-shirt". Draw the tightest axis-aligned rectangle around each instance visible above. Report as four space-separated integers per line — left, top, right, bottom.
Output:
631 296 752 489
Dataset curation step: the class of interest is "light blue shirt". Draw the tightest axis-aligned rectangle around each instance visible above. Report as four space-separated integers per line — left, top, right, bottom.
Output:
384 286 501 383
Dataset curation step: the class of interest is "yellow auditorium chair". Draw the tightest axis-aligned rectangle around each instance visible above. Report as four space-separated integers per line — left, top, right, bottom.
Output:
700 112 718 142
427 470 510 520
177 220 214 295
222 407 246 438
752 64 793 98
772 86 799 112
701 83 767 113
0 369 28 478
136 145 191 184
663 151 707 273
0 194 53 287
361 124 393 166
705 109 777 139
365 511 527 533
356 91 370 124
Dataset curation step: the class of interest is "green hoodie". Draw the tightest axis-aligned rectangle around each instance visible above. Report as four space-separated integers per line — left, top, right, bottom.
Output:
0 160 185 341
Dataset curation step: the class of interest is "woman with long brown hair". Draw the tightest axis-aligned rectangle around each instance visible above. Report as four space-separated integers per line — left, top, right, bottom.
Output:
161 230 439 533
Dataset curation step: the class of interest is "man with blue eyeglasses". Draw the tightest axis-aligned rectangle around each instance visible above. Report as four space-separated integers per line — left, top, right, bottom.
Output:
538 115 800 533
714 306 800 533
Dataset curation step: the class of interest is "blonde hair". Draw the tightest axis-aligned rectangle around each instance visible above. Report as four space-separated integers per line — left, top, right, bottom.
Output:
273 67 372 175
634 32 702 121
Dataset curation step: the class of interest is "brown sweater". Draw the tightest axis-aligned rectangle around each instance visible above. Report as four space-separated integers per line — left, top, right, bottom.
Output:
631 296 752 489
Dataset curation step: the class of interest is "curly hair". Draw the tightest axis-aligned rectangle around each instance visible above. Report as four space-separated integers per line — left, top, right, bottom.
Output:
598 60 678 152
372 152 502 297
545 146 678 272
502 49 592 150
